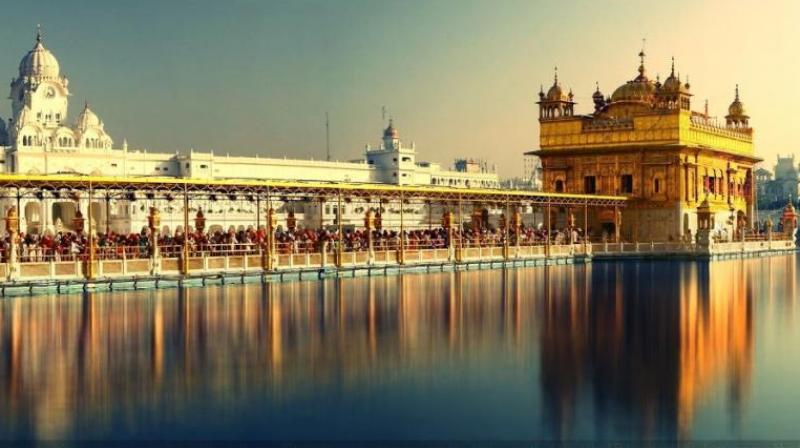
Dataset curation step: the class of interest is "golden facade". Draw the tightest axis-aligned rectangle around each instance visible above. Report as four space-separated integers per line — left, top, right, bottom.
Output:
529 54 760 241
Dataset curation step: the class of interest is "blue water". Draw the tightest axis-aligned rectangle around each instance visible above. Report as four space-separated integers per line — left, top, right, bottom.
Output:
1 255 799 443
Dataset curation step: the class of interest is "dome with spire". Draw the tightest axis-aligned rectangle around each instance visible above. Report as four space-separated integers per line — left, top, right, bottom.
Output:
610 50 657 103
75 102 102 131
728 85 746 117
545 68 569 102
18 26 60 80
383 119 399 139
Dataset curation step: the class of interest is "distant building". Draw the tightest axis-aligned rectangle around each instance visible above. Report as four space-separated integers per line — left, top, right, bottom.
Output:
757 155 800 209
499 155 542 191
523 154 543 189
754 167 773 202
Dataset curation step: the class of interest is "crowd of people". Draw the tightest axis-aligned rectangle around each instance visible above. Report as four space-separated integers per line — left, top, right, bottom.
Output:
1 224 589 263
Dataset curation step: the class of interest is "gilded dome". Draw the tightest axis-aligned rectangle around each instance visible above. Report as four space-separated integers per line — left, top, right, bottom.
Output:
611 79 656 102
544 67 570 102
19 28 60 80
661 58 690 95
662 74 682 92
383 119 399 139
610 50 656 103
728 85 746 117
546 83 568 101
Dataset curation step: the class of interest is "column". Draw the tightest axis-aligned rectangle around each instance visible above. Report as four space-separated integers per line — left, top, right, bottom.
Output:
398 191 405 265
336 190 343 268
545 201 551 258
86 183 96 280
148 206 162 275
583 202 589 253
181 185 190 275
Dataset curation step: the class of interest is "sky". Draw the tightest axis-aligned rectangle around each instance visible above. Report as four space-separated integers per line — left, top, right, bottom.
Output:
0 0 797 177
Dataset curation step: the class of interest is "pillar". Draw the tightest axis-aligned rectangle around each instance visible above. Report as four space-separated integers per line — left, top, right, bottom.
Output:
336 190 343 268
148 206 162 274
583 203 589 253
181 187 190 275
86 188 96 280
545 202 551 258
502 198 510 260
443 209 454 261
513 206 521 251
264 206 276 271
5 207 20 280
364 208 375 264
398 191 405 265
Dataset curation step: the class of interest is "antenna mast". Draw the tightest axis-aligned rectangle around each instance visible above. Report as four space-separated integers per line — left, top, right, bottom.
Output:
325 112 330 162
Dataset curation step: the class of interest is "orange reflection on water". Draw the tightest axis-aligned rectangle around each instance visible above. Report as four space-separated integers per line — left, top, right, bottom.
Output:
0 257 795 441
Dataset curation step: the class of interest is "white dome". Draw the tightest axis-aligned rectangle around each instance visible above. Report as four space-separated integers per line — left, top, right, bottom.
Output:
19 31 60 80
75 102 102 130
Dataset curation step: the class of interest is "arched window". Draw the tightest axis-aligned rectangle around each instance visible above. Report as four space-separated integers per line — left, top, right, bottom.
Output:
554 180 564 193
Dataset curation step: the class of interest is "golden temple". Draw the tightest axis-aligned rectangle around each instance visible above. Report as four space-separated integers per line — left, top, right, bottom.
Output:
528 51 760 242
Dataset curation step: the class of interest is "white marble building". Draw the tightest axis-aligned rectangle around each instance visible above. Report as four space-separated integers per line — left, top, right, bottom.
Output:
0 29 500 235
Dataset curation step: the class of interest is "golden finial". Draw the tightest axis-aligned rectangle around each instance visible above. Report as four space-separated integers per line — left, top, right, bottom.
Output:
553 66 558 85
670 56 675 76
637 38 647 78
36 24 42 43
735 84 740 101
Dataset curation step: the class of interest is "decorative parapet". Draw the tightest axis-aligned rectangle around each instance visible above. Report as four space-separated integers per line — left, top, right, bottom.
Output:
688 118 752 142
582 117 634 132
682 120 754 156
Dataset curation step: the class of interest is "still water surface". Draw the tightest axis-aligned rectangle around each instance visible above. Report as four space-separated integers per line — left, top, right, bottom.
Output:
1 256 800 442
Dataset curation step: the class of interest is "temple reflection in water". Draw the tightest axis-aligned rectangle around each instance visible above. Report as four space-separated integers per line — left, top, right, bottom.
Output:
0 256 796 441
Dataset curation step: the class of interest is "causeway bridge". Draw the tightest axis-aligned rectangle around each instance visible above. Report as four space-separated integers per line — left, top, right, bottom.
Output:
0 174 794 296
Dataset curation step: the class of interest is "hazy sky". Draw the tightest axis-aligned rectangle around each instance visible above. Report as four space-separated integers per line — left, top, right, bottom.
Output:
0 0 797 177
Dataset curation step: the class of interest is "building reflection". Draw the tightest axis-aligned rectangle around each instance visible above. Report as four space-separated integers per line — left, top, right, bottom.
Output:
0 257 795 440
538 257 795 439
0 270 540 440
